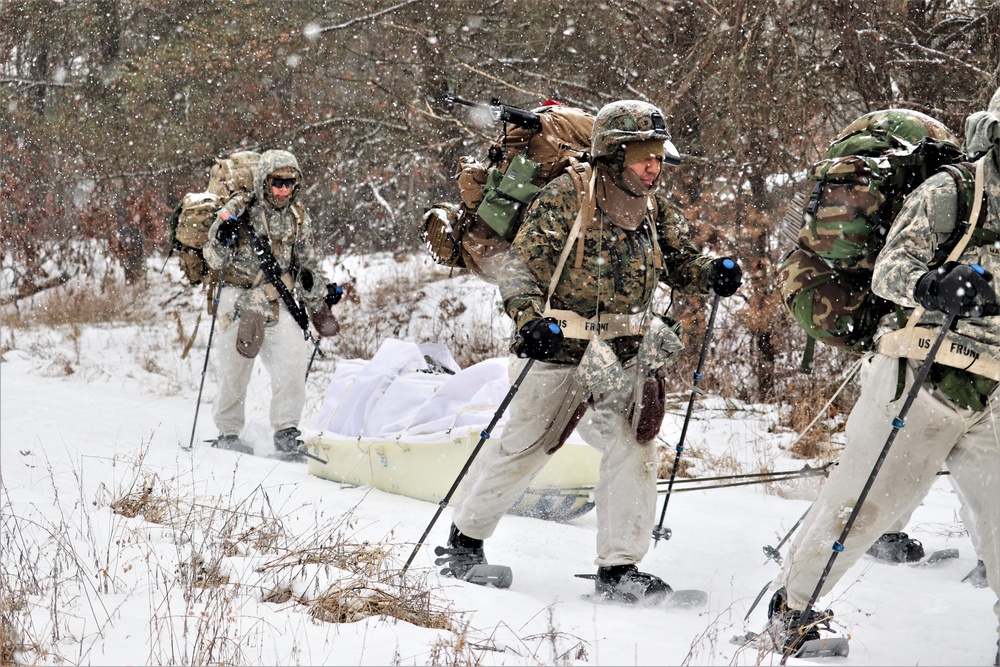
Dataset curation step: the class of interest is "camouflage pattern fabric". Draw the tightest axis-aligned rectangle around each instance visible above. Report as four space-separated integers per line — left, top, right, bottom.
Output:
590 100 671 160
779 109 966 351
872 153 1000 348
203 149 328 324
500 171 713 365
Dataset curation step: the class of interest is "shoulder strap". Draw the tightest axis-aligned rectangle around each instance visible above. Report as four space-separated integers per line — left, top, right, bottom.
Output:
933 163 993 265
566 160 596 269
546 162 595 310
237 216 312 337
900 158 987 332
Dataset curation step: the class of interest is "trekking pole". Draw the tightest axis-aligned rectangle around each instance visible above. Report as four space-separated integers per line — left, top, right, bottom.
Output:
184 250 231 451
742 504 814 622
652 292 722 545
783 313 957 665
763 504 812 565
305 339 323 381
401 358 536 576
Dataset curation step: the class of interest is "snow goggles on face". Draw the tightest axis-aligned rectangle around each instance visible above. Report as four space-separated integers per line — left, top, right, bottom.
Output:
271 177 296 189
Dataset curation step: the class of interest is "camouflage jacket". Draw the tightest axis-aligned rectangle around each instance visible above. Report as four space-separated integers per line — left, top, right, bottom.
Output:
203 150 328 322
872 152 1000 348
500 171 714 364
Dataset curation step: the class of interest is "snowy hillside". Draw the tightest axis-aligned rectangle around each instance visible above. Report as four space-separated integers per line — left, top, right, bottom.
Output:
1 253 995 666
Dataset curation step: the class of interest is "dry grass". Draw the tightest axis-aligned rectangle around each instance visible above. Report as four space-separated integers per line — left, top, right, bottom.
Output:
102 463 462 637
779 358 861 460
4 273 159 329
333 256 507 367
309 579 454 629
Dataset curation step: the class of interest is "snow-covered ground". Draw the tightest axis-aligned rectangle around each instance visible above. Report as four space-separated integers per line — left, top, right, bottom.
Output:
1 254 995 666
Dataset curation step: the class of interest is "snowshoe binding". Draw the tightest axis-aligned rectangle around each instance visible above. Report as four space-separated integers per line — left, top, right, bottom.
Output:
766 588 849 658
273 427 304 459
434 524 512 588
593 564 672 604
866 531 924 563
210 434 253 455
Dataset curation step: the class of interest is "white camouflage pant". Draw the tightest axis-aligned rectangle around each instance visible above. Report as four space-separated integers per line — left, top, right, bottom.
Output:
775 353 1000 635
212 286 310 437
452 356 659 567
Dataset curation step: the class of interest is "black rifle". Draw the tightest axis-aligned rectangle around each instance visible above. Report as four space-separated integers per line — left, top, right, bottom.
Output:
236 217 314 341
445 95 542 132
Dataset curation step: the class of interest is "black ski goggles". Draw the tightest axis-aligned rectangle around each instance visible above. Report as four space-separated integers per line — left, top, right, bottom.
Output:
271 177 296 189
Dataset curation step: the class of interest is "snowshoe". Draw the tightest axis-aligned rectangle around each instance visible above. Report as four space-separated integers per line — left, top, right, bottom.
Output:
963 560 988 588
434 524 512 588
273 427 303 456
765 587 848 658
210 434 253 455
866 531 924 563
592 564 672 604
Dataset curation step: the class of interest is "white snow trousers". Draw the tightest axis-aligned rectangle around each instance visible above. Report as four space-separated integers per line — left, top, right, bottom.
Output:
776 353 1000 634
452 356 659 567
212 286 310 437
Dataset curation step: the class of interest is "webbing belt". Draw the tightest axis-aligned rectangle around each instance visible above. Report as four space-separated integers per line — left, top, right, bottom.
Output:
875 327 1000 381
541 308 645 340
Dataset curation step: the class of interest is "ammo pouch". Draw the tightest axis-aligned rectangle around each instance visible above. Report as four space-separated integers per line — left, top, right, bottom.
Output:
637 315 684 378
476 155 542 240
930 364 998 412
236 311 265 359
628 316 684 443
576 336 627 397
632 377 667 444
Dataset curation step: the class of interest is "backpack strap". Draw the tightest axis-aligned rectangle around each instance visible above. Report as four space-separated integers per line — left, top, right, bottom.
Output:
545 163 595 309
877 158 992 376
933 163 994 266
566 160 596 269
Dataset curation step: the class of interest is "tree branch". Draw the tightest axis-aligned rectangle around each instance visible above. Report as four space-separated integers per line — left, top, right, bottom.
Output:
319 0 425 33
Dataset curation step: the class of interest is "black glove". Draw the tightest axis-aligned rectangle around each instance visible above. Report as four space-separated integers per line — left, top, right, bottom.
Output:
914 262 997 317
325 283 343 307
707 257 742 297
516 317 564 360
216 216 240 247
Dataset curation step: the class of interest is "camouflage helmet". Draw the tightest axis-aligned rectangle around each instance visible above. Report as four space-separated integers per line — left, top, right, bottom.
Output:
591 100 680 165
826 109 961 159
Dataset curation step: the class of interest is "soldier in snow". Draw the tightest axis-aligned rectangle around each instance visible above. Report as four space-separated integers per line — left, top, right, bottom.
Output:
203 149 340 456
438 100 743 602
766 88 1000 661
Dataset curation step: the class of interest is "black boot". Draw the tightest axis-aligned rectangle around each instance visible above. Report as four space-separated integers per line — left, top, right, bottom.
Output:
595 564 672 604
211 434 252 454
273 427 302 453
436 524 487 579
766 588 835 656
866 532 924 563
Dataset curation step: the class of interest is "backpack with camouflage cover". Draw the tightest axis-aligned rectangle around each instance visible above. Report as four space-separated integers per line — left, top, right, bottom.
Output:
166 150 260 285
778 109 970 372
422 102 595 284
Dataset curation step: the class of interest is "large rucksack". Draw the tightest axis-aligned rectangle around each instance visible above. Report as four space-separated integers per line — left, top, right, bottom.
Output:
422 102 595 284
166 150 260 285
778 109 969 372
